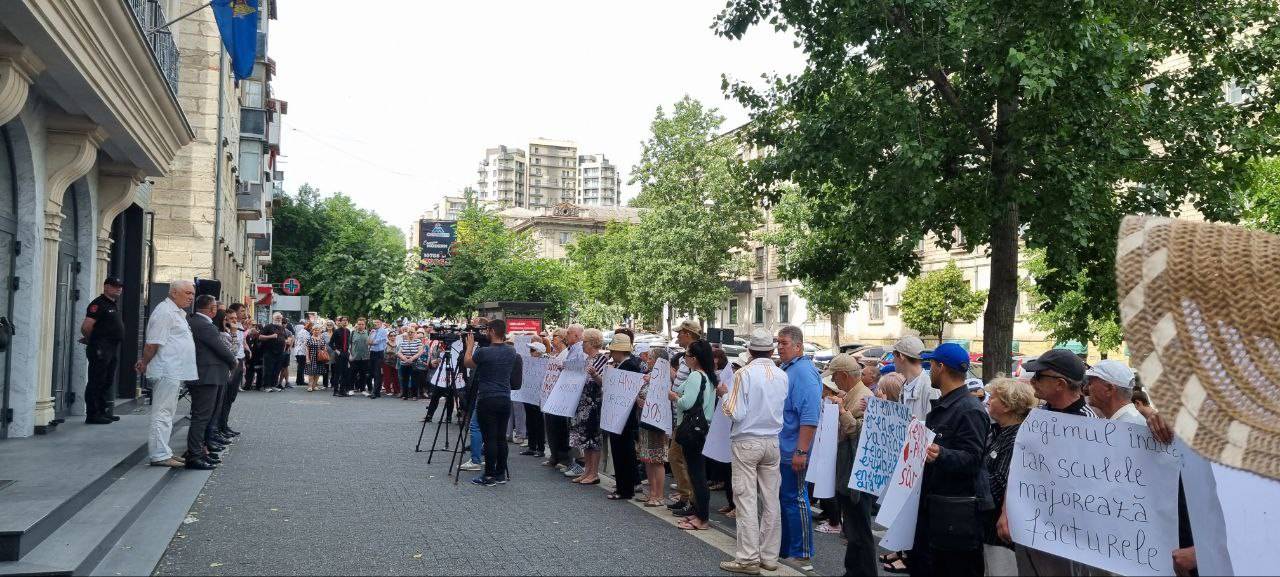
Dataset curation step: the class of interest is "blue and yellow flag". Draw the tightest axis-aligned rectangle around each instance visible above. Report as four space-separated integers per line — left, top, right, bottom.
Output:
212 0 259 80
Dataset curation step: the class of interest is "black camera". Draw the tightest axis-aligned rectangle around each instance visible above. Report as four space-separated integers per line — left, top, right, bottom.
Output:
429 323 491 347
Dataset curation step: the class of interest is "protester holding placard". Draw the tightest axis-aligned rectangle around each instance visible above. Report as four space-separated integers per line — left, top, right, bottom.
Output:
635 346 671 507
604 331 646 501
913 343 990 577
719 329 788 576
979 377 1036 577
544 325 581 471
568 329 608 485
824 353 877 577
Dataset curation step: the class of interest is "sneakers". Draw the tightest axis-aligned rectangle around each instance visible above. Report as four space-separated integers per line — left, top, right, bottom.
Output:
792 557 813 571
470 476 497 487
149 457 184 468
815 521 842 534
459 460 483 472
760 561 779 571
563 464 585 477
494 474 508 485
719 561 761 575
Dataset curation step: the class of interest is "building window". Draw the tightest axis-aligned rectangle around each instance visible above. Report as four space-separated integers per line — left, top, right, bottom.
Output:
779 295 789 324
558 232 571 245
868 288 884 322
754 296 764 324
238 142 262 183
240 109 266 138
728 299 738 324
241 80 264 108
754 247 766 278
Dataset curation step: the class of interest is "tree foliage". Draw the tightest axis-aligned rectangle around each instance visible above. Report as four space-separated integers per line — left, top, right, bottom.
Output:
715 0 1280 378
898 262 987 342
1021 249 1124 356
1245 156 1280 235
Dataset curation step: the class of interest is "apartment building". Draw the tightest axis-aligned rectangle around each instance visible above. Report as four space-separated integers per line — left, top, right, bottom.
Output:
475 145 526 207
526 138 577 208
576 154 620 206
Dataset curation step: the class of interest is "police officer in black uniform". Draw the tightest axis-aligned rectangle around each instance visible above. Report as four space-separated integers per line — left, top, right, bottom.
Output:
81 276 126 424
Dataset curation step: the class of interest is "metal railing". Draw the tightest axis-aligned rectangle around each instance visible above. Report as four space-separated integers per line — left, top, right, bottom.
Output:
125 0 181 97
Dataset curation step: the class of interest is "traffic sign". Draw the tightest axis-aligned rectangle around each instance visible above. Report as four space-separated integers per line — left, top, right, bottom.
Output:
282 277 302 296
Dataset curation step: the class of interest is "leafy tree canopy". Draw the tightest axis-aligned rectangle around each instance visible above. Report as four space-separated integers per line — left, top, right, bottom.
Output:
898 262 987 342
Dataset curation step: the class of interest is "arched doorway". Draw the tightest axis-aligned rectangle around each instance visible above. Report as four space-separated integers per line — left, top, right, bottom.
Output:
0 127 18 437
49 185 79 423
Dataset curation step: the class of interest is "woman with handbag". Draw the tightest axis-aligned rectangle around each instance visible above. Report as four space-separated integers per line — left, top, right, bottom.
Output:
669 340 718 531
305 325 328 391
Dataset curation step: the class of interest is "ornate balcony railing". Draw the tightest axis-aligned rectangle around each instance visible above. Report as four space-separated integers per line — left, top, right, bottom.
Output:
125 0 181 97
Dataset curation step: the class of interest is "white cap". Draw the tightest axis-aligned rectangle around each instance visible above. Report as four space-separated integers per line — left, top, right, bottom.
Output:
634 342 652 355
1085 360 1135 389
893 335 925 359
528 341 547 354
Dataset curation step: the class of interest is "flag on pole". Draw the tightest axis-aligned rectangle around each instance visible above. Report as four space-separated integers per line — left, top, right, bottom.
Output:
212 0 259 80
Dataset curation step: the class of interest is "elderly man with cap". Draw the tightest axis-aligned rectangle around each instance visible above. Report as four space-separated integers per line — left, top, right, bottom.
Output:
824 353 878 577
719 328 789 576
894 336 938 421
1085 360 1144 425
913 342 990 577
667 318 703 515
1023 348 1099 418
81 276 127 424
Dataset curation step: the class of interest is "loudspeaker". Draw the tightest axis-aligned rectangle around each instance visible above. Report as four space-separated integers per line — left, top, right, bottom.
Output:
195 277 222 300
708 328 735 345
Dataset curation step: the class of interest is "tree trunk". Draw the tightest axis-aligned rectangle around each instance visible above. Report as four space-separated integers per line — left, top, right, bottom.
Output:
983 95 1020 382
830 312 843 348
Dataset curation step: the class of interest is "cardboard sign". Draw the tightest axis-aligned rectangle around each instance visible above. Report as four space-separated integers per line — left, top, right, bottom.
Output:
639 363 673 434
850 397 914 496
512 334 533 356
600 368 645 435
702 397 732 463
1007 410 1182 576
874 419 934 529
805 402 842 499
538 358 564 406
542 359 588 418
512 355 547 405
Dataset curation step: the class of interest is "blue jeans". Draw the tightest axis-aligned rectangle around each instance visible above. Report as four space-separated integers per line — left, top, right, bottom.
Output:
469 404 483 463
779 455 814 559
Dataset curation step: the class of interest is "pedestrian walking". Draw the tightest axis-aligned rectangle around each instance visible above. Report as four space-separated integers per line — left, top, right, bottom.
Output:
80 276 126 424
135 280 197 469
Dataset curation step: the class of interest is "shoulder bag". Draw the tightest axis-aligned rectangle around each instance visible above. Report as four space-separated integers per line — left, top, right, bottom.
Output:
674 371 710 445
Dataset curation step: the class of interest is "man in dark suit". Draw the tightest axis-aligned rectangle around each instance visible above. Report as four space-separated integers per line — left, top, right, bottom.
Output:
185 295 236 470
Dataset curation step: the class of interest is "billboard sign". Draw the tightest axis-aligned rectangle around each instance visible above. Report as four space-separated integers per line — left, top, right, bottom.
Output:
418 219 458 269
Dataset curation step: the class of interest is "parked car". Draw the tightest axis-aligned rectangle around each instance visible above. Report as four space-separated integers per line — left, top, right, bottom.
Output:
813 342 869 368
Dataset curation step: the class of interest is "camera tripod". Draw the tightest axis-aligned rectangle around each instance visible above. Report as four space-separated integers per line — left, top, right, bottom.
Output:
416 343 460 460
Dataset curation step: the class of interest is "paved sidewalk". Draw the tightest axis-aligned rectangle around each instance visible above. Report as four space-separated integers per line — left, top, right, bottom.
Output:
156 389 754 576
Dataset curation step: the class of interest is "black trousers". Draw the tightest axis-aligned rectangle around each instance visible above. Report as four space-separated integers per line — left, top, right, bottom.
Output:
84 342 119 418
523 403 545 452
545 413 572 466
476 396 511 479
368 351 384 397
295 355 307 387
332 353 350 395
186 384 219 457
609 412 639 497
351 359 369 392
219 360 242 431
427 387 454 422
205 382 226 441
679 434 710 522
259 353 279 390
839 492 877 577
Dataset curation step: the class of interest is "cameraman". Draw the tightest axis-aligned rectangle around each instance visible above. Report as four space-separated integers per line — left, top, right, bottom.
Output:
463 319 523 487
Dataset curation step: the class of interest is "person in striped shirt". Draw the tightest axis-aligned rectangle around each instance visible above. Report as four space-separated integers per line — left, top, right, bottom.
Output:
396 330 424 400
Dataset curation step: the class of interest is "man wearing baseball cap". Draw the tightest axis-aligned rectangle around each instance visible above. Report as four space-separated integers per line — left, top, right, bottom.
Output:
1021 348 1099 418
822 353 878 577
893 335 937 421
915 342 989 576
1084 360 1145 426
80 276 127 424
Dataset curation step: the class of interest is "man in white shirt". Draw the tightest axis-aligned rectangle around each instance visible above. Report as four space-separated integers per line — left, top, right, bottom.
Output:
720 328 789 575
292 318 309 389
894 336 937 421
134 280 197 468
1084 360 1145 425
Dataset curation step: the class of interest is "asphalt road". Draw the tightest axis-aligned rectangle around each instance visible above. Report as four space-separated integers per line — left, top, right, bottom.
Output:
155 387 870 576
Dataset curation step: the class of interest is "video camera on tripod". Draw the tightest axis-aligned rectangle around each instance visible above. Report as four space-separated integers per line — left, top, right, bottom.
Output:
428 322 490 347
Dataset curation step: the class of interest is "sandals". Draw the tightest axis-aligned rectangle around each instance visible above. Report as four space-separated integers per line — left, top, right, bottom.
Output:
880 552 904 564
576 478 600 485
677 520 710 530
883 559 909 574
606 492 627 500
644 500 664 507
717 505 734 514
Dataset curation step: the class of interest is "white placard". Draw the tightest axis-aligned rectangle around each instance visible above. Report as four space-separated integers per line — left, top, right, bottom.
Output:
512 355 547 405
878 483 922 551
805 402 841 499
639 363 673 434
542 359 588 418
1007 409 1182 577
874 419 934 529
538 358 564 406
512 334 532 357
702 397 732 463
600 368 645 435
850 397 914 496
1179 437 1280 577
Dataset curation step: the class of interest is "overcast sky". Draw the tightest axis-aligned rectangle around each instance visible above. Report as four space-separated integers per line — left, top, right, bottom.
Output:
269 0 803 237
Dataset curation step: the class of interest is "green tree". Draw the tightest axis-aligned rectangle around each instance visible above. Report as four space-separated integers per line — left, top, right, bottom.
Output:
716 0 1280 378
898 263 987 343
1022 249 1124 357
628 96 760 326
265 183 326 304
1246 157 1280 234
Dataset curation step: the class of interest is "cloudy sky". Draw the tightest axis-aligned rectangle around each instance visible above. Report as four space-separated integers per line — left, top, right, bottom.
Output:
269 0 803 237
